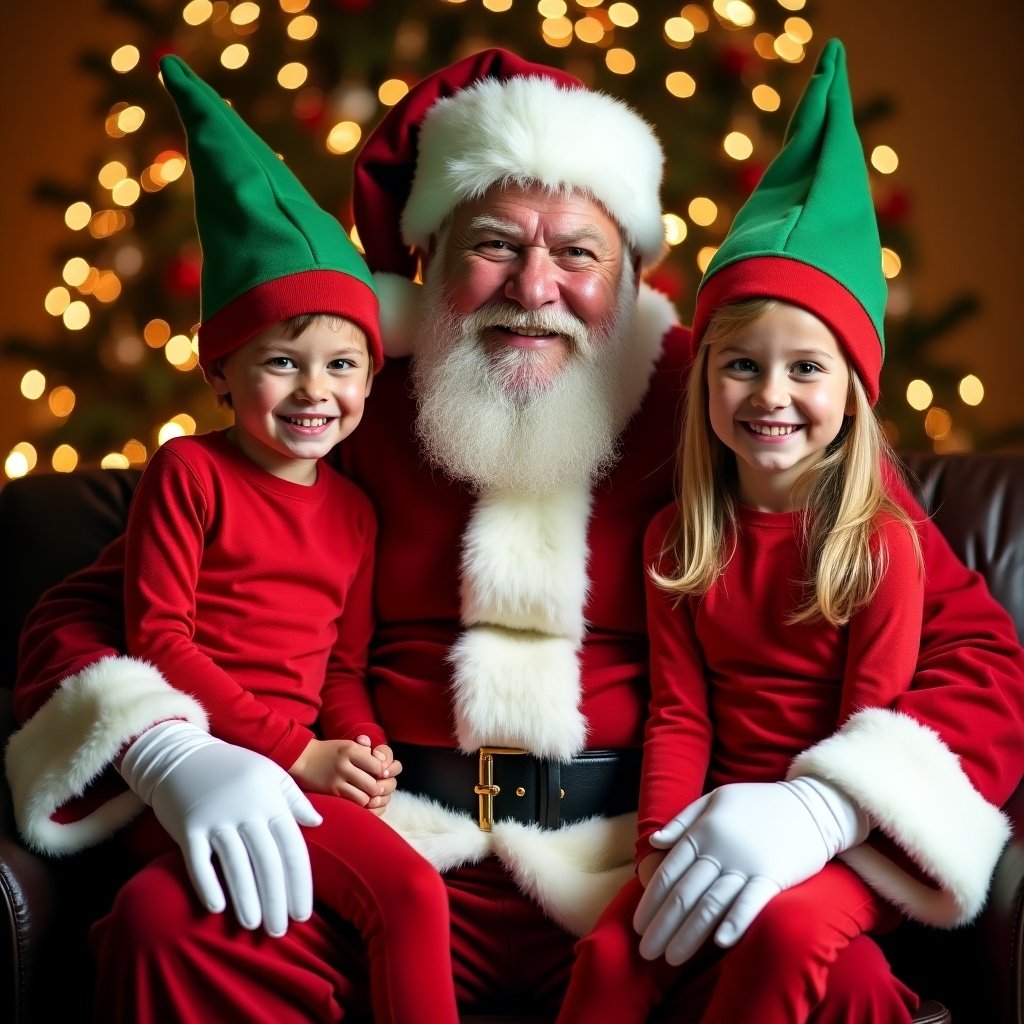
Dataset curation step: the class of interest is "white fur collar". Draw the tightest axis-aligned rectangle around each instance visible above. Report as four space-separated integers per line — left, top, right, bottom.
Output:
442 282 675 758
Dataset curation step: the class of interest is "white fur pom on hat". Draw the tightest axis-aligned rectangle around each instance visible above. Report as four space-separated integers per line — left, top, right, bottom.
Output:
353 48 666 278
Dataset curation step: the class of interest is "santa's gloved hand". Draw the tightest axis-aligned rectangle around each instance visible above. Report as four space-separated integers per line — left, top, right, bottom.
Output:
633 777 869 965
118 720 323 937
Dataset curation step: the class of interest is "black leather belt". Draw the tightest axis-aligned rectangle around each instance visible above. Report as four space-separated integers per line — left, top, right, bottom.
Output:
390 743 641 831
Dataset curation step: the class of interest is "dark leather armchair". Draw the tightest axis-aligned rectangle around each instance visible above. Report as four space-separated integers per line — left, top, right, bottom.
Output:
2 453 1023 1022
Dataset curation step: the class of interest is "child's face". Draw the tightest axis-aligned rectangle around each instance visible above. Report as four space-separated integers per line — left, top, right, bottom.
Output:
705 301 852 511
208 318 372 484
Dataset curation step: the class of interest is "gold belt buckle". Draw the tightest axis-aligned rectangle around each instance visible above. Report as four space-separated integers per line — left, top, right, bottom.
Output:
475 746 528 831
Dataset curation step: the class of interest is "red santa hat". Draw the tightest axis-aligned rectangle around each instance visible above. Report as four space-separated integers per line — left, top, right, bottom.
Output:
353 48 666 279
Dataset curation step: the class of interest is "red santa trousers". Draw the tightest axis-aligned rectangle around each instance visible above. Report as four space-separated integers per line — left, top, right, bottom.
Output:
558 861 917 1024
90 840 917 1023
91 794 457 1024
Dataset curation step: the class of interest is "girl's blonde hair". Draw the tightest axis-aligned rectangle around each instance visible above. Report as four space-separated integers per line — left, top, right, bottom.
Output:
654 298 921 626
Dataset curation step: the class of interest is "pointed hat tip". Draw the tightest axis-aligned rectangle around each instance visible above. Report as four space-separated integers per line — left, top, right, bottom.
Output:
821 37 845 59
157 54 200 107
816 37 846 77
691 34 885 405
158 53 188 84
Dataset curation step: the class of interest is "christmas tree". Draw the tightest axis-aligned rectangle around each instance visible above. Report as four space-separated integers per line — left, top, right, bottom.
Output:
4 0 1018 477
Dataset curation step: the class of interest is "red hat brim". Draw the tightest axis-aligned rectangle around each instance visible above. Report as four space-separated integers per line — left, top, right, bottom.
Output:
692 257 882 405
199 269 382 373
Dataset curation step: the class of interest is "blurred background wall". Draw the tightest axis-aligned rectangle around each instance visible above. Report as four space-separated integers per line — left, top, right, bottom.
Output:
1 0 1021 478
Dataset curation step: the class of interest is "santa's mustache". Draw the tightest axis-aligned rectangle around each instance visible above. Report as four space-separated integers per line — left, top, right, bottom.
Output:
456 303 594 358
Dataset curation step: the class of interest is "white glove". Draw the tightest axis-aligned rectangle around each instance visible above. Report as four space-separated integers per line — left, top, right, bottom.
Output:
633 777 869 965
118 720 323 937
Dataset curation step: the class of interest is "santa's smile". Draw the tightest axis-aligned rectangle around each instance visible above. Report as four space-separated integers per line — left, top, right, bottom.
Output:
492 325 562 349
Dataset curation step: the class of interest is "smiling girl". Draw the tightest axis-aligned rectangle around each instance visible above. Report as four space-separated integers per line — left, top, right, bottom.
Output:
557 40 947 1024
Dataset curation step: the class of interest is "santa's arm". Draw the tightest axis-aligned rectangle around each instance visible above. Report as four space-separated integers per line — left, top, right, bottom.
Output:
5 534 322 937
790 497 1023 927
6 537 206 855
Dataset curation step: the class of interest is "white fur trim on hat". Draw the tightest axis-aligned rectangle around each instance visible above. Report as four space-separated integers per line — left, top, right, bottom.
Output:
4 655 208 855
402 74 666 267
788 706 1011 926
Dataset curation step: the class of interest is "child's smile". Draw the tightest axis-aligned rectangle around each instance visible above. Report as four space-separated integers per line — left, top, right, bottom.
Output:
741 421 804 440
209 318 372 485
707 302 852 511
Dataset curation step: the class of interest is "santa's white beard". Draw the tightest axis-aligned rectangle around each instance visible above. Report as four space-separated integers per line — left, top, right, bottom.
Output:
411 262 639 494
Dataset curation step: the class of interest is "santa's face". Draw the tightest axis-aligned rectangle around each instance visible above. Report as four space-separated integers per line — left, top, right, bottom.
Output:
433 182 632 393
410 183 640 494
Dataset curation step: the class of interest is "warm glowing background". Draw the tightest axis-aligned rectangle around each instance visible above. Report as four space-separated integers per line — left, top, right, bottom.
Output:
2 0 1021 479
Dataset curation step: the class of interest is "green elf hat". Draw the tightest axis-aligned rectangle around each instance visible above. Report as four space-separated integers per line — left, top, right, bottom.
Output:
159 55 382 373
691 38 886 404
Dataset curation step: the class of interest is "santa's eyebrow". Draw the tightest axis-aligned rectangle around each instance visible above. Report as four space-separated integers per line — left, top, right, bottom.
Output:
467 214 522 237
466 215 609 249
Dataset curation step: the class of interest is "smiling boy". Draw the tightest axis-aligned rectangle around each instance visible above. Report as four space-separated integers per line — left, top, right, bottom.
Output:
113 56 460 1024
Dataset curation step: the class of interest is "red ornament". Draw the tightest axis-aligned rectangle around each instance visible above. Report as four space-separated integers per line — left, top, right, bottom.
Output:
149 41 176 71
876 188 911 225
735 161 766 196
293 90 327 132
718 45 751 79
164 251 201 297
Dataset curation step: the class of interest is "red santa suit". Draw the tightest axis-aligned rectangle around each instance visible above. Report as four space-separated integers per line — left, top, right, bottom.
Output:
5 288 1023 1020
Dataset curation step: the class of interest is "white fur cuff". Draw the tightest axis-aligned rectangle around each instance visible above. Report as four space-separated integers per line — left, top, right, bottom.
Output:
4 656 208 855
789 707 1011 926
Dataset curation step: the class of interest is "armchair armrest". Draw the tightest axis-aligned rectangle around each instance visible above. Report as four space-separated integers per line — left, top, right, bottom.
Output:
978 777 1024 1023
876 709 1024 1023
0 689 60 1022
0 466 143 1021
